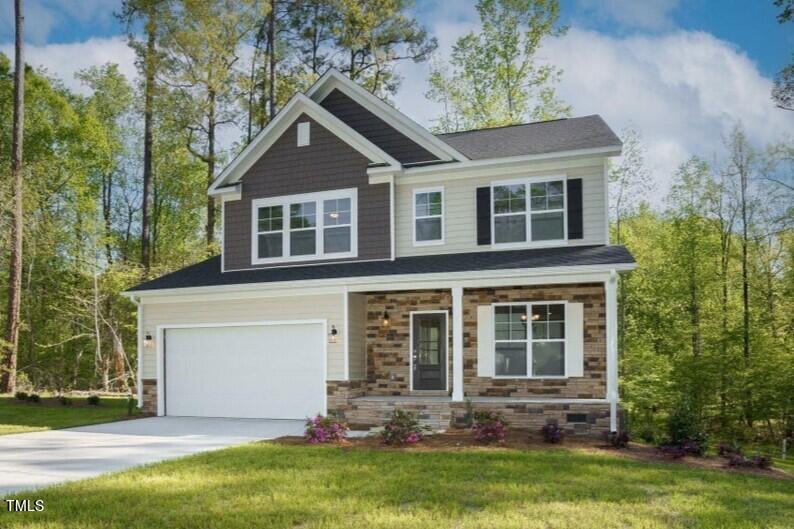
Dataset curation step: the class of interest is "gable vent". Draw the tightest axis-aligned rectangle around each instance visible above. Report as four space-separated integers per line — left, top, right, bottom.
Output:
297 122 310 147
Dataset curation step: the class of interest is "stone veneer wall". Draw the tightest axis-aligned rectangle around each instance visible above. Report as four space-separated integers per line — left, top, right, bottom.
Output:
141 378 157 414
365 290 452 395
327 380 366 417
463 283 607 398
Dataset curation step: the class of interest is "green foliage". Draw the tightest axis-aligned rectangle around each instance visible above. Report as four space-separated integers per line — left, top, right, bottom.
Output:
427 0 570 132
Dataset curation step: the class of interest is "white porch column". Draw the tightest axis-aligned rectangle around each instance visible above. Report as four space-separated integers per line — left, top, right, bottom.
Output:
452 286 464 401
606 270 619 432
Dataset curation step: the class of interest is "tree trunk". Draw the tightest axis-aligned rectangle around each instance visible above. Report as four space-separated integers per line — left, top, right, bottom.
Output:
1 0 25 395
268 0 276 120
102 172 113 264
205 88 217 248
140 21 156 272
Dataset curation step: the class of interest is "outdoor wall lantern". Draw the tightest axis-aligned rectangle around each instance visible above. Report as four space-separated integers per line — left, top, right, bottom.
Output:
143 332 154 348
382 310 390 327
329 325 339 344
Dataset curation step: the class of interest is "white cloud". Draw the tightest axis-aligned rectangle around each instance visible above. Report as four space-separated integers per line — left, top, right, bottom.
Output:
393 25 793 202
0 36 137 95
0 0 121 44
576 0 680 31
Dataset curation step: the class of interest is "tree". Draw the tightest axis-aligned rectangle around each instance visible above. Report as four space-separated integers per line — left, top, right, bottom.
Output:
773 0 793 110
609 127 653 245
1 0 25 394
427 0 569 132
118 0 168 271
159 0 263 249
332 0 437 97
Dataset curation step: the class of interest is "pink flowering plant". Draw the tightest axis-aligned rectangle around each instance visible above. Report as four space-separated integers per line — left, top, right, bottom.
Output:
472 411 508 443
381 409 428 446
304 414 348 444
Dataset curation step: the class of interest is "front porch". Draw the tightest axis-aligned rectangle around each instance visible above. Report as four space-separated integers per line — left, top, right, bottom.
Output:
328 276 620 435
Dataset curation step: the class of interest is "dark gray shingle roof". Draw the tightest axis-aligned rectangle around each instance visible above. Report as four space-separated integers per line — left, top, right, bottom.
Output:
436 115 622 160
128 245 634 292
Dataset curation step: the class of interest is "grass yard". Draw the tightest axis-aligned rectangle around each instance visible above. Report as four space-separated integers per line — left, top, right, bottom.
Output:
1 441 792 529
0 395 140 435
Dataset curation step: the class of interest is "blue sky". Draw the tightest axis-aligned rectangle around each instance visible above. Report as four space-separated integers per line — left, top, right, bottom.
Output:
0 0 792 198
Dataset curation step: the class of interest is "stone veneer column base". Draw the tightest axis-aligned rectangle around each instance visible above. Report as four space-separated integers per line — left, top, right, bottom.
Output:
141 379 158 414
450 401 613 436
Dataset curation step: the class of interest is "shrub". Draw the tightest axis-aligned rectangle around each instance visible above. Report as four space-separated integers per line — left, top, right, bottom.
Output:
59 396 73 406
14 391 28 401
728 454 772 469
604 430 630 449
658 438 706 458
381 409 427 446
304 414 348 444
472 411 508 443
26 393 41 403
717 442 743 458
541 423 565 444
86 395 101 406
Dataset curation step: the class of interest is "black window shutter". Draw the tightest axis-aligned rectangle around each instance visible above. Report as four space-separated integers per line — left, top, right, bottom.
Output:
567 178 583 239
476 187 491 245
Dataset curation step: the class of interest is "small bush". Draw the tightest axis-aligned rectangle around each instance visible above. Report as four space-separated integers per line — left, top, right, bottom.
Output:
381 409 427 446
717 442 743 458
26 393 41 403
304 414 348 444
658 438 706 458
86 395 101 406
728 454 772 469
541 423 565 444
14 391 28 401
472 411 508 443
604 430 630 449
59 396 73 406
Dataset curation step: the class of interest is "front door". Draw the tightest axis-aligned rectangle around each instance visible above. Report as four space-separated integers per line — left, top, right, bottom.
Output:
412 313 447 391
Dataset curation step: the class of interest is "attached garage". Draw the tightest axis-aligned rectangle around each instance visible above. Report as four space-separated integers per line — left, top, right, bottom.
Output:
160 322 326 420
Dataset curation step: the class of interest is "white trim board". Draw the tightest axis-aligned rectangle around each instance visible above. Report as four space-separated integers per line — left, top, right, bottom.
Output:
208 93 400 195
125 265 636 302
306 69 467 162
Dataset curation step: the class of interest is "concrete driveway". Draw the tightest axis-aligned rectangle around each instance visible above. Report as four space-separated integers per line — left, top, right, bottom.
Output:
0 416 304 496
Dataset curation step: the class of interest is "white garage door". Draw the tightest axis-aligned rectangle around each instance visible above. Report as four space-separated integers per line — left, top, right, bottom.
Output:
164 323 325 419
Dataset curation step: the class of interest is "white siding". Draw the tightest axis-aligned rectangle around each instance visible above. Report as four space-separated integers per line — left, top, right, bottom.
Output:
347 292 367 380
396 158 608 257
140 294 345 380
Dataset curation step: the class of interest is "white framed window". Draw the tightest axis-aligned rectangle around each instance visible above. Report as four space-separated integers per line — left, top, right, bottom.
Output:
251 188 357 265
413 187 444 245
491 176 567 247
493 301 566 378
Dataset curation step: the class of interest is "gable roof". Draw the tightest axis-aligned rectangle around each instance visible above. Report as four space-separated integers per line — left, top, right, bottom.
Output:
208 93 400 195
128 245 635 293
307 69 468 162
436 115 622 160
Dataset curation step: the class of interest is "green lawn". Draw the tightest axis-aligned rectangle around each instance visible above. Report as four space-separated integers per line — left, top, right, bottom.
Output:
1 442 792 529
0 395 140 435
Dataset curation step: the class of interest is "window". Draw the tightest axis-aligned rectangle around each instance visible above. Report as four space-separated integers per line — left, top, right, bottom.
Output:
493 302 565 377
492 177 566 245
251 189 357 264
413 188 443 244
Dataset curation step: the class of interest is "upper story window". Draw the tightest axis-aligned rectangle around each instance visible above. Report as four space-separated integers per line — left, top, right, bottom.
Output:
413 187 444 245
251 188 357 265
491 177 566 246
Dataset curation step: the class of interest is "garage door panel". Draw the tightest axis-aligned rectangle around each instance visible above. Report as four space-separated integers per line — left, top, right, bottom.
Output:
164 324 325 419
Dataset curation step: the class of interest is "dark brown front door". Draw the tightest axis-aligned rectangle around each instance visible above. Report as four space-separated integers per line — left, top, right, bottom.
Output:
412 313 447 391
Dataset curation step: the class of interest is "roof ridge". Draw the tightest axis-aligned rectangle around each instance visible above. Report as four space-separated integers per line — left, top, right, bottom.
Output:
435 115 600 136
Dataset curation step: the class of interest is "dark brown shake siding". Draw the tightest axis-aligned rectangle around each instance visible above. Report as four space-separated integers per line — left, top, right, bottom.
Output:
223 114 391 271
320 89 438 164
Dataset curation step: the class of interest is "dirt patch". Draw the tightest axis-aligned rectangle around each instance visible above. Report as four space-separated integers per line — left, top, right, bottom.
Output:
274 428 792 480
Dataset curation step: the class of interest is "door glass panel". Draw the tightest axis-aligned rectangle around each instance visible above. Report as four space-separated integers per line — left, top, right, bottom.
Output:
418 318 441 365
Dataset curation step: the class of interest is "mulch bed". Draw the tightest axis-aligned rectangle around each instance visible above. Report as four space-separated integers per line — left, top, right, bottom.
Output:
274 428 792 480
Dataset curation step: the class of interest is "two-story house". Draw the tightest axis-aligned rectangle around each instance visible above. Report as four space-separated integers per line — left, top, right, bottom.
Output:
125 69 635 434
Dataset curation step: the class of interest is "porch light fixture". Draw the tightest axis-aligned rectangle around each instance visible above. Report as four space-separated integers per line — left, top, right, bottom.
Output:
520 313 528 321
329 325 339 344
143 332 154 348
382 310 390 326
